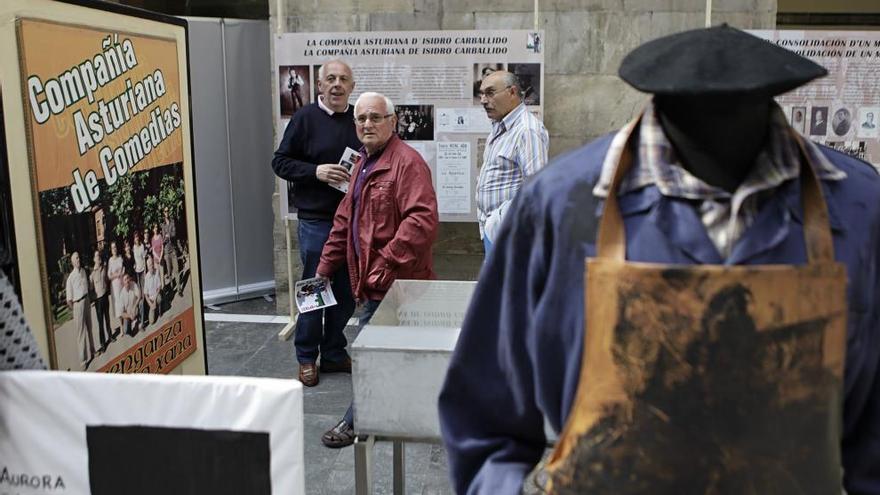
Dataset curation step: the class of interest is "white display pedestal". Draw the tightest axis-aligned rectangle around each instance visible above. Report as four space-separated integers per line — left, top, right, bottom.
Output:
350 280 476 495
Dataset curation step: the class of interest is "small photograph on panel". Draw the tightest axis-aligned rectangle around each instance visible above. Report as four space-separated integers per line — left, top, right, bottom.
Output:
473 63 505 105
790 106 807 134
857 107 879 139
508 63 541 106
832 107 852 137
527 32 542 53
312 64 321 102
396 105 435 141
810 106 828 136
279 65 310 117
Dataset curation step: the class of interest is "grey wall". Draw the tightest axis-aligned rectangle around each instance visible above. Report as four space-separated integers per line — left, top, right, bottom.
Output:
269 0 777 314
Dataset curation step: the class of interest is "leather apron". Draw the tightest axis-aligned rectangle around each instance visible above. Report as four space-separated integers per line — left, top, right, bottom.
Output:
544 116 847 494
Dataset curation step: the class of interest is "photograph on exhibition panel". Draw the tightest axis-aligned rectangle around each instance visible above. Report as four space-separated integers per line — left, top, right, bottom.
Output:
279 65 311 117
396 105 435 141
508 63 542 106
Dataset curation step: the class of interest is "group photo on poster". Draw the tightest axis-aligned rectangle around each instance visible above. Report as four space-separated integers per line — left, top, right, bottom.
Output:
39 163 193 371
274 30 545 222
396 105 434 141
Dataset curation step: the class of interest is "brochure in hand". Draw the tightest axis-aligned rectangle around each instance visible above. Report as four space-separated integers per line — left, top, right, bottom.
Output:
329 147 361 193
295 276 338 313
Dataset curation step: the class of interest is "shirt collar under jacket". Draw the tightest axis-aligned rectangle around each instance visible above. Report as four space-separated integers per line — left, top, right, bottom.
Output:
317 95 350 116
594 102 846 200
593 102 847 258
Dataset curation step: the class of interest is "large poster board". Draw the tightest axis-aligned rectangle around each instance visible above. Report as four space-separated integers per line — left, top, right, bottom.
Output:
274 30 545 222
752 30 880 171
9 14 202 373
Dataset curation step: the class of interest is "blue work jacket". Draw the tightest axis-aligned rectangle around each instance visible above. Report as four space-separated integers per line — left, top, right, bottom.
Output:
438 134 880 495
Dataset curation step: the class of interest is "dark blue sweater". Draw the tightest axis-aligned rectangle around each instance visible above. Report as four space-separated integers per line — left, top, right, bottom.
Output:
272 102 361 220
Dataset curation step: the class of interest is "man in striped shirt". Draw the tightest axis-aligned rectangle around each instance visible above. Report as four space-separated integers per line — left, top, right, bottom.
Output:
476 70 549 253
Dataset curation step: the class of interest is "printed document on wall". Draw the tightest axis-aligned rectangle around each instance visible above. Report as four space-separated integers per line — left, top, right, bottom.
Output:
437 142 471 214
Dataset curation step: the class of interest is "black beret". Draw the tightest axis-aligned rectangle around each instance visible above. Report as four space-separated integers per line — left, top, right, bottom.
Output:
619 24 828 96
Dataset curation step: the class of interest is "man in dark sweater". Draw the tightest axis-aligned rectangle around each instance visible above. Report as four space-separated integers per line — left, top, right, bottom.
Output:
272 60 360 387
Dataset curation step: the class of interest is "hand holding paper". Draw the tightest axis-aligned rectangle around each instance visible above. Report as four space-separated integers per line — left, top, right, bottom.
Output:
328 147 362 193
316 164 351 184
295 276 338 313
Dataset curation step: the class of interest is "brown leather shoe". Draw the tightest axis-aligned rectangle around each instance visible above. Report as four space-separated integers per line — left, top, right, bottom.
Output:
298 363 318 387
320 357 352 374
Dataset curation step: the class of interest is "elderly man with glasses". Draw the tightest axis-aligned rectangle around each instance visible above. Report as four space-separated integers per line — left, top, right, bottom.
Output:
316 91 439 448
476 70 548 254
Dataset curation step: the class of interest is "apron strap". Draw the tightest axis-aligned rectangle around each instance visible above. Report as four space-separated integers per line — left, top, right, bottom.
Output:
596 112 835 264
793 132 835 263
596 115 640 261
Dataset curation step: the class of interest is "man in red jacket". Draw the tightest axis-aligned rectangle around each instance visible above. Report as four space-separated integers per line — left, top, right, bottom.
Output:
316 91 439 447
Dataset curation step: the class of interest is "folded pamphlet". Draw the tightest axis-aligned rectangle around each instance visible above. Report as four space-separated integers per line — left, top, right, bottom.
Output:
329 147 361 193
294 276 338 313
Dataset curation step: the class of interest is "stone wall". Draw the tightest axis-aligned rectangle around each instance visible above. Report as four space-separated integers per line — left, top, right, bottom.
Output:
270 0 777 314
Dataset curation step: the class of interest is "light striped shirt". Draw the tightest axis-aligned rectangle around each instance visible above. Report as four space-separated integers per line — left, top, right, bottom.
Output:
594 102 846 258
477 103 549 234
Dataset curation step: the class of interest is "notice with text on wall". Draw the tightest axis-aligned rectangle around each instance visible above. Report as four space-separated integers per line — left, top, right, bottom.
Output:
751 29 880 172
295 276 337 313
329 147 361 193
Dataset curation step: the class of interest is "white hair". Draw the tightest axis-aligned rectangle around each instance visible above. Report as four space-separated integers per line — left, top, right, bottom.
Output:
354 92 395 115
317 59 352 80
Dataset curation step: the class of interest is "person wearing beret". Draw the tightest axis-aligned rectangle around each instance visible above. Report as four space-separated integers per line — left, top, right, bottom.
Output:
439 25 880 494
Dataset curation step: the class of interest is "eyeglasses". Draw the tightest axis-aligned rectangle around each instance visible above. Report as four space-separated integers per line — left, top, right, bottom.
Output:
354 113 393 125
477 85 512 99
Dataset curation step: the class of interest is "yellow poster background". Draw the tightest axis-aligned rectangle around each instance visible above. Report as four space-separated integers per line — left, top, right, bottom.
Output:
19 19 183 192
14 18 197 374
